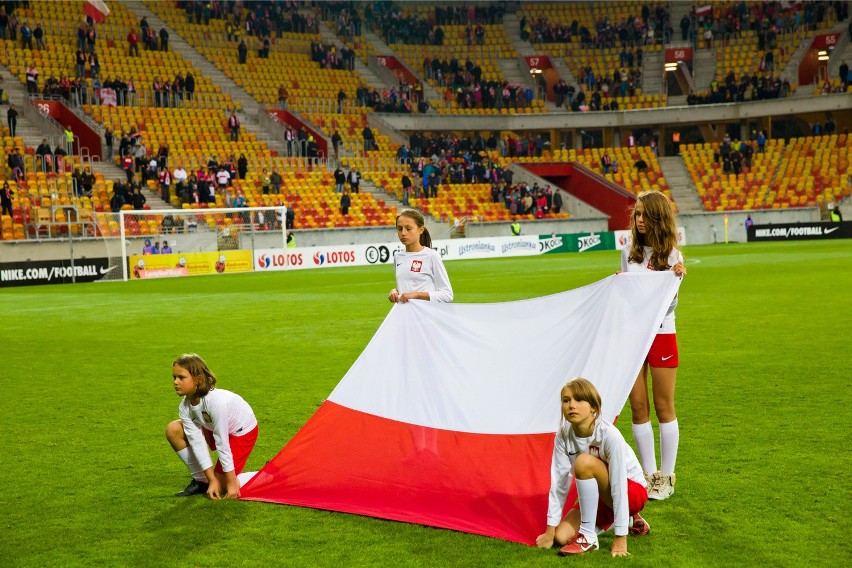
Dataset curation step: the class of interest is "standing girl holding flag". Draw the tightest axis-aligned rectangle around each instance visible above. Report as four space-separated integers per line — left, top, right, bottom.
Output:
621 191 686 500
388 209 453 304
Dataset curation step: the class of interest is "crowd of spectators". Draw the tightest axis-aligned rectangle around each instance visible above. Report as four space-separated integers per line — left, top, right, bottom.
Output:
355 83 423 114
394 131 564 218
310 41 357 71
688 73 792 105
694 1 846 46
181 0 318 37
366 3 504 46
522 4 672 48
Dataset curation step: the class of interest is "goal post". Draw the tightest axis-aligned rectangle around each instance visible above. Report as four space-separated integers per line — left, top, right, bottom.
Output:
104 206 287 281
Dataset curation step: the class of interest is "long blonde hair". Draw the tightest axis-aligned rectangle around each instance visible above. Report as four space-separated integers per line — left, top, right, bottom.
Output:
628 191 680 271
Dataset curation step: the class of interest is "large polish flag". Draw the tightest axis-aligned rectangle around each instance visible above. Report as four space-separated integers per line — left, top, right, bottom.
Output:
241 273 681 545
84 0 110 24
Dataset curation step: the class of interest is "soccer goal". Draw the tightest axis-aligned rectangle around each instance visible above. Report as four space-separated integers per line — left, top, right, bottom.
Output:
102 206 287 281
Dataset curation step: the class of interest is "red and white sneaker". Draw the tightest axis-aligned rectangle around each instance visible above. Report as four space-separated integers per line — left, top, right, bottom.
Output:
558 532 599 556
628 513 650 536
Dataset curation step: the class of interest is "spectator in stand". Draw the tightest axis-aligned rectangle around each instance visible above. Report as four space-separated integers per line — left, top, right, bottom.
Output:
552 189 564 214
184 72 195 101
238 40 247 64
35 138 52 170
25 63 38 94
64 125 75 155
173 162 188 196
85 24 96 55
362 126 375 152
131 186 147 210
277 84 288 109
159 167 171 201
53 144 67 173
110 186 124 212
348 168 361 194
401 173 412 206
159 27 169 51
6 103 16 137
340 189 351 215
237 154 248 180
33 22 45 50
331 130 342 161
20 20 32 49
127 28 139 57
233 189 247 208
334 166 345 193
122 152 135 183
80 165 95 197
157 143 169 170
0 181 12 217
269 167 282 193
227 111 240 141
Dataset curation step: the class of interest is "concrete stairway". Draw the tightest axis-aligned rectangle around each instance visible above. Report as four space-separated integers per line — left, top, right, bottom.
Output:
827 23 851 86
503 13 536 58
551 56 580 91
360 28 441 103
122 0 289 160
316 21 384 94
1 67 63 157
669 3 694 43
783 37 820 96
0 66 177 209
642 49 665 94
658 156 703 212
692 48 716 91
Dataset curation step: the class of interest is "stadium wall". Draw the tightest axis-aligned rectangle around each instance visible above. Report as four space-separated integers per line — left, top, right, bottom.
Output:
378 94 852 133
678 208 819 244
0 208 821 265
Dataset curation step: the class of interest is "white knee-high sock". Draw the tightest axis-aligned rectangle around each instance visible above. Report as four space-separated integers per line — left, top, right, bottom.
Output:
659 419 679 475
177 447 207 482
576 478 600 538
632 421 657 473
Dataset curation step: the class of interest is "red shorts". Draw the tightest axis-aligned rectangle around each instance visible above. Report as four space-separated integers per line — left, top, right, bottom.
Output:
647 333 678 368
203 425 258 475
571 478 648 531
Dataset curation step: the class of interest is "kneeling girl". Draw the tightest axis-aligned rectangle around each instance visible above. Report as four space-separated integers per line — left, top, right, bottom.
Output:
536 377 649 557
166 353 258 500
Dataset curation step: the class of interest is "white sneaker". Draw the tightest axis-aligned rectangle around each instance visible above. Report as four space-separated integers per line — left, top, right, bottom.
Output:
644 471 660 493
647 472 676 500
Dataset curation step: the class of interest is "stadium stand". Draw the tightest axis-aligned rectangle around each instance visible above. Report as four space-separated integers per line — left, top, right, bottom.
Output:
0 0 850 244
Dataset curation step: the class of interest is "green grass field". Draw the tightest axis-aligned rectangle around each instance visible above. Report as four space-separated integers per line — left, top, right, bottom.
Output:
1 240 850 567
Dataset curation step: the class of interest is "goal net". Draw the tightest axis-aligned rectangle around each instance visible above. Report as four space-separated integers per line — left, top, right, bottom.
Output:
102 206 287 281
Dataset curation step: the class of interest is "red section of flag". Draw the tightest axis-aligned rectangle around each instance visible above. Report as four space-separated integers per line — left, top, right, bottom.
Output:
84 0 110 24
240 401 556 545
695 5 712 18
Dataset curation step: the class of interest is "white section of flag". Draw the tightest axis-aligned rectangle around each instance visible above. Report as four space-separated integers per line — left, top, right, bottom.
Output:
328 273 681 434
85 0 110 23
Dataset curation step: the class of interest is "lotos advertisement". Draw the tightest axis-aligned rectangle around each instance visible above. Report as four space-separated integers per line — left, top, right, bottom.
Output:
254 243 403 272
129 250 254 279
